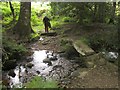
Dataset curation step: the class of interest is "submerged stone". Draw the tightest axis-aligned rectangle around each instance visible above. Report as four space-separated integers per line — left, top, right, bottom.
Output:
26 63 34 68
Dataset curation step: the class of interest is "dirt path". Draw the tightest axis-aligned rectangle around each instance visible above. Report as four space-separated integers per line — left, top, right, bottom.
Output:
67 59 118 88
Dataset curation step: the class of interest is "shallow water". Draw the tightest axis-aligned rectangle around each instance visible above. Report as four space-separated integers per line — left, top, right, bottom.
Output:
6 49 76 88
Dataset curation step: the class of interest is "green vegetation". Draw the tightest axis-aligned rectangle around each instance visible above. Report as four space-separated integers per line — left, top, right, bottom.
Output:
86 26 118 52
24 76 58 88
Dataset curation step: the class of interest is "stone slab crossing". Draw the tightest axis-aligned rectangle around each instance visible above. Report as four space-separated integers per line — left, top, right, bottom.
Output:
73 40 95 56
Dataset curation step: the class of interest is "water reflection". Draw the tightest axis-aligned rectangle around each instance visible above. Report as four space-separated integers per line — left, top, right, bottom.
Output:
8 50 60 88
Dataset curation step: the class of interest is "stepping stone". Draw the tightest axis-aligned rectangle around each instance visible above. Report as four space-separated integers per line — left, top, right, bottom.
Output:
41 32 57 36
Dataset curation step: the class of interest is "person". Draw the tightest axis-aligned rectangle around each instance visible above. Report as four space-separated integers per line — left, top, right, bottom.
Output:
43 16 51 33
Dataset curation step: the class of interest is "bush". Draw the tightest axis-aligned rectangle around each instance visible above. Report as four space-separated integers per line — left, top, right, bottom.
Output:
2 38 28 61
62 16 74 22
87 30 118 52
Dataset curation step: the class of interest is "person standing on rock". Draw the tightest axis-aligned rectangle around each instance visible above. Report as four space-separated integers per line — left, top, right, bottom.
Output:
43 16 51 33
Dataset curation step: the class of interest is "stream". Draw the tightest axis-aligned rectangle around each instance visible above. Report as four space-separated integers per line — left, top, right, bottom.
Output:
3 48 80 88
4 50 118 88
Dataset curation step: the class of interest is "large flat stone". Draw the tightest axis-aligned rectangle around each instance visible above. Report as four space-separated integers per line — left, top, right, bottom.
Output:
73 40 95 56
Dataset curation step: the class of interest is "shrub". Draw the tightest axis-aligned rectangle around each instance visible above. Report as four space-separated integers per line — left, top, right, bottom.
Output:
2 38 28 61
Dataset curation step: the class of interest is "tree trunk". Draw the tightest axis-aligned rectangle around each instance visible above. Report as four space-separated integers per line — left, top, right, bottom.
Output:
9 2 15 20
13 2 34 39
92 3 97 22
109 2 116 24
98 3 105 23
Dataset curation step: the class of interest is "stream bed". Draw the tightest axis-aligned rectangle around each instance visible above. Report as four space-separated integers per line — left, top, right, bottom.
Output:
2 36 118 88
3 49 80 88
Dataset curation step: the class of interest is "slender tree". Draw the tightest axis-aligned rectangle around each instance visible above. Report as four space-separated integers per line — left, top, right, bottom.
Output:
92 3 97 22
97 3 106 23
9 1 15 20
13 2 34 39
109 2 116 24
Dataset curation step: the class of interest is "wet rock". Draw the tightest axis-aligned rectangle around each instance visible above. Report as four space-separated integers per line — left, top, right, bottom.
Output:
36 71 40 74
26 63 34 68
49 56 57 61
48 62 52 66
8 70 16 77
3 60 17 70
43 58 51 64
26 57 33 62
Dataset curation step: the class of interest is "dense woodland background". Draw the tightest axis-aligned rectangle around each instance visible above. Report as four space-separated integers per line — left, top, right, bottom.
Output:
1 2 120 88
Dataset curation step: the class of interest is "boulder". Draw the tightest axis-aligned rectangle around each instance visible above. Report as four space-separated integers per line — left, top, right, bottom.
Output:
36 71 40 74
43 58 51 63
73 40 95 56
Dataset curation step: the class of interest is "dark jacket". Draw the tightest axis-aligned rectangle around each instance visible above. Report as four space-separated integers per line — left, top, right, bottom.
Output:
43 16 51 28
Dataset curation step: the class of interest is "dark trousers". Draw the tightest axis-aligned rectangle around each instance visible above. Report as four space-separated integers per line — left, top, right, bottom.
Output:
44 22 51 33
